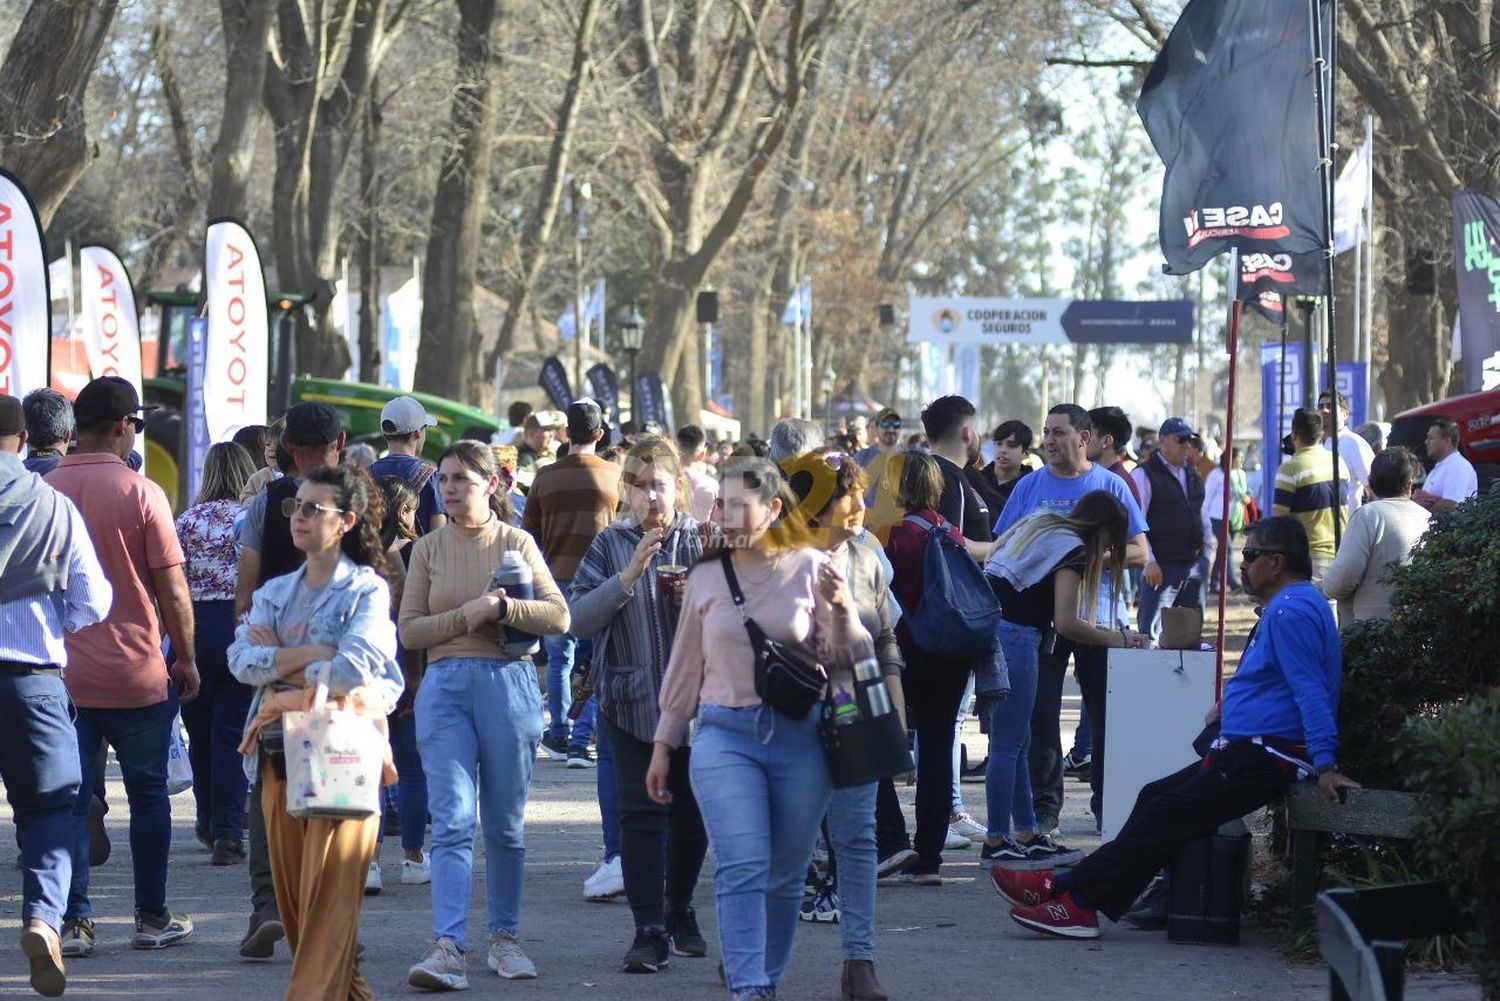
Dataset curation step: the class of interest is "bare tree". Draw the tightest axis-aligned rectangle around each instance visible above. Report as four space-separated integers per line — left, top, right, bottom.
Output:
0 0 120 225
414 0 511 403
207 0 275 219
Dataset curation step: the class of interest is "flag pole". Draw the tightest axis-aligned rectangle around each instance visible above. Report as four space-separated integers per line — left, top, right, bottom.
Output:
1216 247 1241 699
1309 0 1342 548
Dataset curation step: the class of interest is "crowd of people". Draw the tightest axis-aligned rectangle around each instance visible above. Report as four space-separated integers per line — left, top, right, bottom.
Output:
0 376 1482 999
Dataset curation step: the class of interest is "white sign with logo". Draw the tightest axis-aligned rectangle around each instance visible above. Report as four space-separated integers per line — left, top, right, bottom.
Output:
79 245 144 395
909 297 1071 346
203 219 268 441
0 171 51 399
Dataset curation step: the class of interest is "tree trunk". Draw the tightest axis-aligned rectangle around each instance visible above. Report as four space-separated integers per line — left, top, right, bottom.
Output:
358 84 381 385
0 0 119 226
486 0 598 384
207 0 274 219
413 0 509 403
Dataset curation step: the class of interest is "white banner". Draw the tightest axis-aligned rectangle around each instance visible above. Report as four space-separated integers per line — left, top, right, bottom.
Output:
1332 136 1371 256
203 219 268 441
79 245 143 395
0 171 51 399
48 256 72 302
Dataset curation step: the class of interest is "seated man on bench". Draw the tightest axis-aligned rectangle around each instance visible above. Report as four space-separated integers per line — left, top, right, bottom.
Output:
991 515 1360 939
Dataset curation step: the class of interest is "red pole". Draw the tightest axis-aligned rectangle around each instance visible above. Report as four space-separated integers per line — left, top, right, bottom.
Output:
1214 296 1242 699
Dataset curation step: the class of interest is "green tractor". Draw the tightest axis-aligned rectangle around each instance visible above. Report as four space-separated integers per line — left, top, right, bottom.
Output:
141 289 500 510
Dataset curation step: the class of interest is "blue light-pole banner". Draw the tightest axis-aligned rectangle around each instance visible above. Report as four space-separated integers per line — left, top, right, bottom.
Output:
1260 341 1366 511
185 316 212 506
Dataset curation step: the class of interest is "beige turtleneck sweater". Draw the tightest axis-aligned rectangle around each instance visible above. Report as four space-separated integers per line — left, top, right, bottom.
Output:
398 517 570 663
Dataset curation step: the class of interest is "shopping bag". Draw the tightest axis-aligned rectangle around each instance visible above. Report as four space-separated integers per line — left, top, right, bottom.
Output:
282 682 384 819
167 714 193 796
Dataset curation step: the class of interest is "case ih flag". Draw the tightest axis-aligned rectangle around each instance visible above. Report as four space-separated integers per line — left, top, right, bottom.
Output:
1138 0 1329 275
1237 249 1328 321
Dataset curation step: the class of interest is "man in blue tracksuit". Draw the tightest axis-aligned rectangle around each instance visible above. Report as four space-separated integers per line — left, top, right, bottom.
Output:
992 515 1362 939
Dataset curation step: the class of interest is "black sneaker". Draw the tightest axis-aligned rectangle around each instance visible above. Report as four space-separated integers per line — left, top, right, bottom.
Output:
1124 873 1171 930
1062 751 1092 781
211 837 247 866
539 732 570 760
566 745 596 769
665 906 708 957
875 848 916 878
622 927 670 973
1019 833 1086 868
979 838 1030 867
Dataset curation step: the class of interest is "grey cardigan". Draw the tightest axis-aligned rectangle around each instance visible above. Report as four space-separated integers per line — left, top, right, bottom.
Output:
568 515 705 743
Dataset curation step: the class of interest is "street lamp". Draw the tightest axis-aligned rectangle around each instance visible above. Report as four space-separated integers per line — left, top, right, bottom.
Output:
619 303 645 425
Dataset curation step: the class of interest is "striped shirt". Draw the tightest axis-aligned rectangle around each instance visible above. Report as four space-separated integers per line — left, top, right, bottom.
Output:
568 515 705 743
0 492 114 667
1273 445 1350 559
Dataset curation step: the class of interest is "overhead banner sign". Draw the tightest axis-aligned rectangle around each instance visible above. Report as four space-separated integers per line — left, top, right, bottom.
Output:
203 218 268 440
1453 189 1500 393
79 245 144 396
1137 0 1327 275
907 297 1193 347
0 170 51 399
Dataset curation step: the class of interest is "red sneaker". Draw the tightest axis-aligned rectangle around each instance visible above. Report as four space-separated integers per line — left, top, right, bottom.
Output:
1010 893 1101 939
989 866 1059 908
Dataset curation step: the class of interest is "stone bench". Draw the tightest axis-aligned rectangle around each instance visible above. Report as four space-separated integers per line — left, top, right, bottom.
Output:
1287 784 1422 937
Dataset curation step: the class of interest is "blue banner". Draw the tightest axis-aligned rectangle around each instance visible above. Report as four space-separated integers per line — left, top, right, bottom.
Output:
185 316 212 506
1259 342 1366 512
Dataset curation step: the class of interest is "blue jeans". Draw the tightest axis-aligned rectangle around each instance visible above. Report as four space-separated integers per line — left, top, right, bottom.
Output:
1069 702 1093 761
690 705 832 993
985 623 1040 840
542 591 596 746
180 600 253 841
1137 559 1205 640
380 711 428 854
826 781 877 961
0 672 81 930
416 658 543 949
596 720 620 862
68 696 176 919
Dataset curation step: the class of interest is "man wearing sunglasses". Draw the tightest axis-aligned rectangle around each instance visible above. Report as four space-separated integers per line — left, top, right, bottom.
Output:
996 514 1359 941
44 376 201 956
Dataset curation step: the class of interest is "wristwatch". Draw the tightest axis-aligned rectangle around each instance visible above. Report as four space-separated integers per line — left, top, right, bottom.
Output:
1315 763 1339 777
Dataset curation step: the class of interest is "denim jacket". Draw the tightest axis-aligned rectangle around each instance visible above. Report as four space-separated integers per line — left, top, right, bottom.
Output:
227 555 404 781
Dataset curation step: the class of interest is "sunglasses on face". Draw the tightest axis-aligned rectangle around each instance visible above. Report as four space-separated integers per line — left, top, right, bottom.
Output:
1240 547 1289 565
281 498 344 520
126 416 145 432
878 420 902 431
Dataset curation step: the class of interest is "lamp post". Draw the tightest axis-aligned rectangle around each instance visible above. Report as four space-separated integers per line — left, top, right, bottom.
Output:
619 303 644 426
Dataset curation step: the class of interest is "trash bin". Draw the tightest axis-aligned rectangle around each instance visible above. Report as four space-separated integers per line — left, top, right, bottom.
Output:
1167 818 1251 945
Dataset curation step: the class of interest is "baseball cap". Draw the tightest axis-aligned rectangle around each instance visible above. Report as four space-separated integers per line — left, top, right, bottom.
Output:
1158 417 1193 439
0 394 22 436
874 408 902 428
282 402 343 447
380 396 438 436
73 376 158 427
524 410 564 432
566 398 604 441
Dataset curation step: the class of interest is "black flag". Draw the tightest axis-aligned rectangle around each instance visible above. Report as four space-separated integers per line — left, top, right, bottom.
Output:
1453 189 1500 393
634 370 669 430
586 363 621 421
1237 249 1328 322
538 356 572 410
1138 0 1328 275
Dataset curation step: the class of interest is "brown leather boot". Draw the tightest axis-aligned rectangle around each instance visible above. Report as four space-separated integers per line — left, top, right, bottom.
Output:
841 959 890 1001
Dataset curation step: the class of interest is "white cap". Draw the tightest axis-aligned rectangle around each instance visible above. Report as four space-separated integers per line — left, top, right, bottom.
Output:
380 396 438 435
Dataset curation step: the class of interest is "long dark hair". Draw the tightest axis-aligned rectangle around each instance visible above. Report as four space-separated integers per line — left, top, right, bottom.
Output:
439 440 512 524
994 489 1128 618
303 466 392 582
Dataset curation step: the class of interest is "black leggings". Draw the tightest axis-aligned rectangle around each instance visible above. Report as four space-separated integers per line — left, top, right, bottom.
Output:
602 715 709 930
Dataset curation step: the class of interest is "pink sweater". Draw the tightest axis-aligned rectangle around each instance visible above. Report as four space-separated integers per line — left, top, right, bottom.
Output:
654 547 874 747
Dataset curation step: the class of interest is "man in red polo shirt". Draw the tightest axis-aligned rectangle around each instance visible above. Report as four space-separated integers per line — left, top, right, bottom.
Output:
45 376 199 958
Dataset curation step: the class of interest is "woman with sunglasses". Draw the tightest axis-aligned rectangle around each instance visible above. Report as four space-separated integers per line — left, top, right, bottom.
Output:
227 466 403 1000
400 441 570 990
569 438 710 974
783 448 903 1001
648 457 874 1001
980 491 1148 868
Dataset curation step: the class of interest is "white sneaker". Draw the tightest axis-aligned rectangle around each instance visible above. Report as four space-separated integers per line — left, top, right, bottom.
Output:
487 933 537 980
943 827 972 851
364 862 383 896
582 856 625 900
949 811 986 841
401 853 432 885
408 938 468 991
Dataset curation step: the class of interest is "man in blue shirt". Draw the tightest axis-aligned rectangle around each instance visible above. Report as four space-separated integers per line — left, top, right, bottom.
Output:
992 404 1149 833
0 394 113 994
993 515 1359 939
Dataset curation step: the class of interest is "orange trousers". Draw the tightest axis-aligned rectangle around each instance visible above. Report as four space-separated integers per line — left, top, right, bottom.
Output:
261 760 380 1001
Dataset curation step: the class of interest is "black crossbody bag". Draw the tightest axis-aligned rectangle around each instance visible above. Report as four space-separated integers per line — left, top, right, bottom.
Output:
719 553 826 719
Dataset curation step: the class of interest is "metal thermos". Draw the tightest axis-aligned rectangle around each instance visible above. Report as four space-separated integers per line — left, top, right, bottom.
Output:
489 551 539 658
